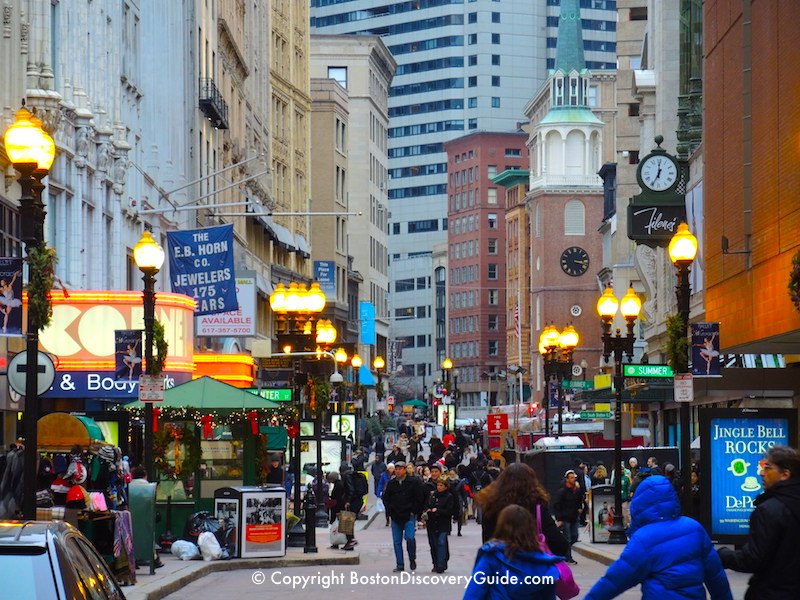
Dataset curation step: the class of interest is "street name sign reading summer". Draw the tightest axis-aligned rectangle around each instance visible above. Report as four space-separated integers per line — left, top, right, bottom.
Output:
623 364 674 378
562 380 592 390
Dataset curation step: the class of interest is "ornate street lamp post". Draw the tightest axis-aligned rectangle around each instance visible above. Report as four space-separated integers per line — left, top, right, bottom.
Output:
351 353 362 439
373 355 385 409
334 348 348 436
668 222 698 517
539 325 579 437
441 358 452 432
597 286 642 544
133 231 166 483
5 104 56 519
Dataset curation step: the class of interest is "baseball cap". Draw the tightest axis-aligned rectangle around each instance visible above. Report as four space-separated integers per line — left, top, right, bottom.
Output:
564 469 577 478
394 460 407 468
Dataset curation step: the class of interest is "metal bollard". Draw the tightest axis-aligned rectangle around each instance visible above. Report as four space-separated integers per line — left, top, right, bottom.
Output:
304 485 318 553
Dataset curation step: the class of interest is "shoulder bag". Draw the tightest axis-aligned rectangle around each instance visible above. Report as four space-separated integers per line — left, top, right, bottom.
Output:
536 504 580 600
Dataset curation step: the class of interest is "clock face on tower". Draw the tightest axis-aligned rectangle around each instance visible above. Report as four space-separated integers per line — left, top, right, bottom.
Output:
560 246 589 277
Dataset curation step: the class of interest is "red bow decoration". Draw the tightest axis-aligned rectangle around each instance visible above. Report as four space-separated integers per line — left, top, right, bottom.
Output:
287 422 300 439
153 408 161 433
200 415 214 440
248 411 259 436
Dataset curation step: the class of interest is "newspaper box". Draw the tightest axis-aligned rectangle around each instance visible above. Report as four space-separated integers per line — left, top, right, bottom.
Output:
214 486 286 558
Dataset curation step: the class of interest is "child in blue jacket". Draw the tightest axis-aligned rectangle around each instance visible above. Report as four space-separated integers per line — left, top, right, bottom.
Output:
585 476 732 600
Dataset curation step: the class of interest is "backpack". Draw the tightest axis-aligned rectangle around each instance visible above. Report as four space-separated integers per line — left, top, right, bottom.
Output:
353 472 369 497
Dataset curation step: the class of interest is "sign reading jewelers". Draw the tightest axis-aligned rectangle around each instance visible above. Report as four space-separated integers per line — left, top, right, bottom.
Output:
700 408 797 544
167 224 238 316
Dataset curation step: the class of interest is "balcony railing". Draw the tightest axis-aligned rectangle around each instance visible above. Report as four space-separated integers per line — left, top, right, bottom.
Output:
529 173 603 189
199 78 229 130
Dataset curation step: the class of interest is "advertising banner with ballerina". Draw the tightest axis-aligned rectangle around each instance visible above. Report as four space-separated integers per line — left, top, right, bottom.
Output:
0 257 23 336
691 322 721 377
114 329 144 381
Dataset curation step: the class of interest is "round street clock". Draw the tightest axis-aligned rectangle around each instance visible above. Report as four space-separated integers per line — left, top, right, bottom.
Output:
560 246 589 277
638 153 679 192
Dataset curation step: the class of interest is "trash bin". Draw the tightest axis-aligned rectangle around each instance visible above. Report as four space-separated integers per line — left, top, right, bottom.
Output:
214 486 287 558
128 481 157 564
590 484 616 543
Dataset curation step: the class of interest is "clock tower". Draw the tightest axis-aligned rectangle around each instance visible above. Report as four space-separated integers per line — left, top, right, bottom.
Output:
526 0 609 399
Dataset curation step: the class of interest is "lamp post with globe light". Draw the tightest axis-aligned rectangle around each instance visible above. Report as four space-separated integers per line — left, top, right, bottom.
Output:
668 222 698 517
4 104 56 519
441 358 453 432
538 325 579 437
133 230 166 483
351 354 362 440
597 286 642 544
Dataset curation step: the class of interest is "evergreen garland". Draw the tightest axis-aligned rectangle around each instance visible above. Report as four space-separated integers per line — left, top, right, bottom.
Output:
789 249 800 312
665 313 689 373
26 244 57 331
151 319 168 375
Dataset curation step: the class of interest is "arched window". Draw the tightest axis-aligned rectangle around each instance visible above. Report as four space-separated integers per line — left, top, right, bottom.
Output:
564 199 585 235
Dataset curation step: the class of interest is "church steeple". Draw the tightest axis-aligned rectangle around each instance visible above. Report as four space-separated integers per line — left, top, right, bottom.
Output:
554 0 586 74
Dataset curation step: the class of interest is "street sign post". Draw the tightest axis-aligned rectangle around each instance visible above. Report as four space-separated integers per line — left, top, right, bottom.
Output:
580 411 613 420
674 373 694 403
8 351 56 396
622 364 674 378
562 380 592 390
487 413 509 434
138 375 164 402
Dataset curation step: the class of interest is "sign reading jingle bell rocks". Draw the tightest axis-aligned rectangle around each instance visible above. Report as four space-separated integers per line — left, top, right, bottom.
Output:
700 408 797 544
167 224 238 315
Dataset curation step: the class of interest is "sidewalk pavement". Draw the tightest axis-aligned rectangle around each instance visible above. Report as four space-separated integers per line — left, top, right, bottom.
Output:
572 525 626 566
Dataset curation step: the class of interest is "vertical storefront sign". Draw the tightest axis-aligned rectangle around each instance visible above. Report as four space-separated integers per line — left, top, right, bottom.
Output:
0 257 23 337
691 322 721 377
701 408 797 543
167 224 237 315
359 301 376 345
114 329 143 381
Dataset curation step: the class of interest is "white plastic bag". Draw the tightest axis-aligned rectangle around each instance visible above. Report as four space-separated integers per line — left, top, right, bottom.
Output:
375 498 385 513
198 531 223 561
330 520 347 546
171 539 200 561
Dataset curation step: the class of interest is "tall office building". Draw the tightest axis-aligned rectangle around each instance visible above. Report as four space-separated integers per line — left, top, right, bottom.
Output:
311 0 617 397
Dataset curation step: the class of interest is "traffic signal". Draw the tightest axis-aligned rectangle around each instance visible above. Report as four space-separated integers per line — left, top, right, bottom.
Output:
433 398 439 407
529 402 539 416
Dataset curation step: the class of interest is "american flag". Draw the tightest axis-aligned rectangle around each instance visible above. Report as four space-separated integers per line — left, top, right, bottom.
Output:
514 303 521 338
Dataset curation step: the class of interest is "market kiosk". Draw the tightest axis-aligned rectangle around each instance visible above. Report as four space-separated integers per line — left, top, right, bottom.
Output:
124 376 286 541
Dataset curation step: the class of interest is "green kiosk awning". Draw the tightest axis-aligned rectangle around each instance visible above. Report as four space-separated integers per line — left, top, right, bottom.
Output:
126 376 280 409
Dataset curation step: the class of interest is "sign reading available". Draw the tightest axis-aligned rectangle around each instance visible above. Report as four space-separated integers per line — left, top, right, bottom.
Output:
167 224 237 315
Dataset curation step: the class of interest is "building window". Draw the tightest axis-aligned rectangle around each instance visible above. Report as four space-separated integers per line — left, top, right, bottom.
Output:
505 148 521 157
630 6 647 20
587 85 598 107
488 213 498 229
491 76 500 87
629 150 640 164
487 188 497 204
488 340 499 356
488 238 497 254
392 222 400 234
488 290 499 305
491 33 500 44
328 66 347 89
468 33 477 44
491 12 500 23
468 97 477 108
468 54 477 66
492 54 500 66
487 165 497 178
468 12 477 23
488 264 498 280
488 315 498 330
628 103 640 117
564 199 586 235
468 76 477 87
468 118 477 129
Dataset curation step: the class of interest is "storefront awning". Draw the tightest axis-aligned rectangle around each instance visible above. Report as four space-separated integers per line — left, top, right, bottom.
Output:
126 376 279 409
294 234 311 258
38 413 108 450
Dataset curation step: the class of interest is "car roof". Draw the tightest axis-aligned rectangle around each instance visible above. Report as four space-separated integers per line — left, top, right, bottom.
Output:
0 520 71 547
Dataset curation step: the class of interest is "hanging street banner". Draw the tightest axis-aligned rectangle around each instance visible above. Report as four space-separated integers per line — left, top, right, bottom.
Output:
167 224 237 316
196 276 256 336
314 260 336 298
114 329 143 381
0 257 23 337
692 322 721 377
359 301 376 344
700 408 797 544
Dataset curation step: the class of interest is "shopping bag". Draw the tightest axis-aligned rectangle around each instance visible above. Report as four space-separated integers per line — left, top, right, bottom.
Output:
338 510 356 535
536 505 580 600
330 520 348 546
375 498 385 513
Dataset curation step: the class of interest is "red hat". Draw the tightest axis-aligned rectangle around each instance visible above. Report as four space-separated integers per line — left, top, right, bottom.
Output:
67 485 85 504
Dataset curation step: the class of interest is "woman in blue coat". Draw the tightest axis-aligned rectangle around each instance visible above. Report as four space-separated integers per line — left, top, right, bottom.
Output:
463 504 562 600
584 476 732 600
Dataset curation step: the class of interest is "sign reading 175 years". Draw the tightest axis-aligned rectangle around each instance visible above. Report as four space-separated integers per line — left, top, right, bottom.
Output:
700 408 797 544
167 224 238 316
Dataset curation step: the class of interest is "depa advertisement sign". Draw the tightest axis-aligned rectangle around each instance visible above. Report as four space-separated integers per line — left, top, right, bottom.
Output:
700 408 797 544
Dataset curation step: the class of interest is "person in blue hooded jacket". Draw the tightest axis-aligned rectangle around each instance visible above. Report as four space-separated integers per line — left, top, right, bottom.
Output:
584 476 732 600
463 504 562 600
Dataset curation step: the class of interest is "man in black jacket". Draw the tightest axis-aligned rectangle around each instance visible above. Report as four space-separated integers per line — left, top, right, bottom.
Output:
552 469 583 564
718 445 800 600
339 463 360 551
382 461 425 572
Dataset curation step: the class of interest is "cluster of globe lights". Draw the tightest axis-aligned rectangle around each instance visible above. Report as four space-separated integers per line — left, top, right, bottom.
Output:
538 323 580 355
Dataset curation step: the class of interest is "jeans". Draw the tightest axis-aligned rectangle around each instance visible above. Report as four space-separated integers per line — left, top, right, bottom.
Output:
560 520 579 560
432 531 449 570
391 517 417 569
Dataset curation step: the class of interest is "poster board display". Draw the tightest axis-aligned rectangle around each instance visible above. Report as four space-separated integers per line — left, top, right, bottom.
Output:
591 485 616 543
241 489 286 558
699 408 797 544
214 498 240 557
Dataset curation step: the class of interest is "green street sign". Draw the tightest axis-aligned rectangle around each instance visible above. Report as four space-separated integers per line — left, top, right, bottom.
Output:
580 411 613 420
622 364 674 378
246 388 293 402
562 380 592 390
